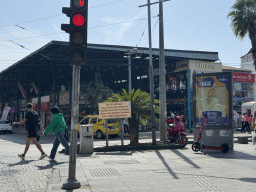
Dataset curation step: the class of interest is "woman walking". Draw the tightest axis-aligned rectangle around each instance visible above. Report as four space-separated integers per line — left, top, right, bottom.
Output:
241 113 246 133
42 107 70 161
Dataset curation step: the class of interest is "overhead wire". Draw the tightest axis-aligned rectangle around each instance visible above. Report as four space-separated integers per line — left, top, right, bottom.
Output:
135 0 159 48
0 0 128 28
0 17 157 43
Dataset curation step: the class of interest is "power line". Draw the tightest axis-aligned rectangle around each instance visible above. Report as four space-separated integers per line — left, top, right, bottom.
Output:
89 17 155 29
15 25 52 40
135 0 159 47
90 0 125 9
0 17 157 43
0 0 128 28
0 14 63 28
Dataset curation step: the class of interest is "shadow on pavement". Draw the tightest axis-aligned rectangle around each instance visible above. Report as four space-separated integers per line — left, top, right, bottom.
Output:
94 151 134 156
155 150 178 179
239 177 256 183
37 163 54 170
8 160 35 167
171 149 201 169
204 150 256 160
0 132 55 144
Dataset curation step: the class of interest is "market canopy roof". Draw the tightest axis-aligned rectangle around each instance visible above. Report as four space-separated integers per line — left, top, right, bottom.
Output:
0 40 219 102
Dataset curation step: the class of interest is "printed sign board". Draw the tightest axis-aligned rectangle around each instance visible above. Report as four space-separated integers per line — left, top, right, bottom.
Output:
98 102 131 119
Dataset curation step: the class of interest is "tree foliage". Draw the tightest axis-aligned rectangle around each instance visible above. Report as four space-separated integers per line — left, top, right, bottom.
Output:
228 0 256 69
105 89 160 145
80 81 113 114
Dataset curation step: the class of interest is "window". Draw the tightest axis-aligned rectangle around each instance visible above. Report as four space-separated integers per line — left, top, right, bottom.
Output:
108 119 116 123
90 118 97 124
80 117 89 125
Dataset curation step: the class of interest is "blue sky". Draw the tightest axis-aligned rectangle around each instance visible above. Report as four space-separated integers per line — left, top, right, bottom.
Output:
0 0 252 72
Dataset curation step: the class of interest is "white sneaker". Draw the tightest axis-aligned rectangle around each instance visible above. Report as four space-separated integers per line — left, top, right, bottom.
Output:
18 154 25 160
39 153 47 160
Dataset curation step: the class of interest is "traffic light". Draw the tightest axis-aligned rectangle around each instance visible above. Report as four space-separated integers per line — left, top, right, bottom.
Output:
61 0 88 65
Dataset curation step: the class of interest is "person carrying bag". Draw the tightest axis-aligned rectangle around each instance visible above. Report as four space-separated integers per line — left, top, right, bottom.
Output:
42 107 70 161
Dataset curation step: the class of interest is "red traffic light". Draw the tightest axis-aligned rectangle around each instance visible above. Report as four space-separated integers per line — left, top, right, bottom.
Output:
72 14 85 26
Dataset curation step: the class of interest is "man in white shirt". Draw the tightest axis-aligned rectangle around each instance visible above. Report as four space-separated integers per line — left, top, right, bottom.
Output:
123 118 129 134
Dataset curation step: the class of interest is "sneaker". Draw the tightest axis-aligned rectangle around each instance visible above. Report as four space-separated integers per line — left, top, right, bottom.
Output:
48 156 54 161
39 153 47 160
18 154 25 160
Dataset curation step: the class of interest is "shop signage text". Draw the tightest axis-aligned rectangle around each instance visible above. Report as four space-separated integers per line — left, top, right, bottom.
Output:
233 72 255 83
196 62 216 70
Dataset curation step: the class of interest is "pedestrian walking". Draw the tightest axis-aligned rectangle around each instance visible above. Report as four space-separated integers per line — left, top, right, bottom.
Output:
241 113 246 133
245 111 250 133
248 115 253 133
13 103 47 160
42 107 70 161
123 118 129 134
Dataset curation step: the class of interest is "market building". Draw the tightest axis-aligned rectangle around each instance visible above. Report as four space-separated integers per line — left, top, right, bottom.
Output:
0 40 242 132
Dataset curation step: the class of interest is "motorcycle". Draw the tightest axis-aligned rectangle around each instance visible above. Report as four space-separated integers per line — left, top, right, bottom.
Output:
166 115 188 148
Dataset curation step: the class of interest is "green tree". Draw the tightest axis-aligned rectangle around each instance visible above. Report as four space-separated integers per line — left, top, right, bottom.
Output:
228 0 256 69
80 81 113 114
105 89 160 146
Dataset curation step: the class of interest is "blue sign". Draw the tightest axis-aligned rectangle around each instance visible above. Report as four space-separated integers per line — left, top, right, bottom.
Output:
10 108 15 114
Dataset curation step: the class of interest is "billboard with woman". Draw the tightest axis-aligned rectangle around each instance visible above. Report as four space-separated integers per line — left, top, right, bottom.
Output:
194 72 232 127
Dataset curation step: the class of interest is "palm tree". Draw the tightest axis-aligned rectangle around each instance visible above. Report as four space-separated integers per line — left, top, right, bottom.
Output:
105 89 160 146
228 0 256 70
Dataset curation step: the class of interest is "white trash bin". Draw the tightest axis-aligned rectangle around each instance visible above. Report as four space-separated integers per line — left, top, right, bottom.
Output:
80 124 94 154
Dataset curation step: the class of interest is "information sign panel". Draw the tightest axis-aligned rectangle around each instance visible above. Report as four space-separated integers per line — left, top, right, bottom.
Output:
98 102 131 119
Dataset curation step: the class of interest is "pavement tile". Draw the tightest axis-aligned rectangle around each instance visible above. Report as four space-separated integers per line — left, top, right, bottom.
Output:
45 135 256 192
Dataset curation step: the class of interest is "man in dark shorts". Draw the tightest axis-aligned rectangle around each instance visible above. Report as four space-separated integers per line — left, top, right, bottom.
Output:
13 103 47 160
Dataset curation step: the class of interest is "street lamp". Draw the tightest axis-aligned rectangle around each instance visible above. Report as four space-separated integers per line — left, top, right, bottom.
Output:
124 48 138 93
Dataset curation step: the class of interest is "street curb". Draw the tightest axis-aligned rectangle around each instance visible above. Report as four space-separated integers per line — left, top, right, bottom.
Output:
93 143 180 152
59 143 180 154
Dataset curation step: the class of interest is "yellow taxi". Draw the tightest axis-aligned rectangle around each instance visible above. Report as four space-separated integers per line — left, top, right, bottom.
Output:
78 115 120 139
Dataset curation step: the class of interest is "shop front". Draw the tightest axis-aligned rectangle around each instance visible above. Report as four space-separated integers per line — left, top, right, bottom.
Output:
233 72 255 115
168 60 222 129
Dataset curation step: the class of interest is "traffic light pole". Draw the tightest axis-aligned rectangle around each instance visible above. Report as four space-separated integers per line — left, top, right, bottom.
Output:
62 65 81 189
61 0 88 189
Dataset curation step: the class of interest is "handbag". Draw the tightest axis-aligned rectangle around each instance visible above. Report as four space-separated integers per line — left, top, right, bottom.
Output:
64 125 70 142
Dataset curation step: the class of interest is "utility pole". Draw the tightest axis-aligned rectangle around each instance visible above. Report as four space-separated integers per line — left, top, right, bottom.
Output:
139 0 169 144
139 0 156 145
125 48 137 93
159 0 167 141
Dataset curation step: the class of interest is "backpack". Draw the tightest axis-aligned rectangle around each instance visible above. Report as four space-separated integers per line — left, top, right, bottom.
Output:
30 111 41 141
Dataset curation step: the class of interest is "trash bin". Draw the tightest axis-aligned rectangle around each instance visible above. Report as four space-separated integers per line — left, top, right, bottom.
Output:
80 124 94 154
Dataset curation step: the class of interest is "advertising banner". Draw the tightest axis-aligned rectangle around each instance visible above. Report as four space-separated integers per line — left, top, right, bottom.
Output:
1 107 11 120
195 75 230 126
59 91 70 105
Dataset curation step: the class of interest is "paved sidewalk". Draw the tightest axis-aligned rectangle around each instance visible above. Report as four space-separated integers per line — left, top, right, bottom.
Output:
47 137 256 192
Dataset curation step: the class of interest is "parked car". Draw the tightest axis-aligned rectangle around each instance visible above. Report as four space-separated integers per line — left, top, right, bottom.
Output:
78 115 120 139
0 120 12 133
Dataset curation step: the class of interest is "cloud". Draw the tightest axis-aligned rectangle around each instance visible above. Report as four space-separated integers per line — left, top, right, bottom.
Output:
101 10 146 45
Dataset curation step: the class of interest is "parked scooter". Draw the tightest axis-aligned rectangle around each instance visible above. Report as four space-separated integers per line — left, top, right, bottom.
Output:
191 114 229 153
166 115 188 148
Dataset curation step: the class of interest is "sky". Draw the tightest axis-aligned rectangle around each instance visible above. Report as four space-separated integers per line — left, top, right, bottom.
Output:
0 0 253 73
